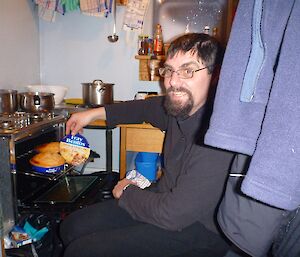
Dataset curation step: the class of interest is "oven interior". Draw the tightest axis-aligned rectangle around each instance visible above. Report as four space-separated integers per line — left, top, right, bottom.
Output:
14 126 107 215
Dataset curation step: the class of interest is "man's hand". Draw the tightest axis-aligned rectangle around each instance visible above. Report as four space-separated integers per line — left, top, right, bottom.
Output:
66 107 106 136
112 178 135 199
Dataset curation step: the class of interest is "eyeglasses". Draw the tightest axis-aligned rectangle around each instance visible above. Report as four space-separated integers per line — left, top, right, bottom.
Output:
158 66 209 79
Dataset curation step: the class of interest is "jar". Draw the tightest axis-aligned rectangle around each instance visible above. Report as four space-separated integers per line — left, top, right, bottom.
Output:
147 38 153 56
137 35 143 54
138 35 149 55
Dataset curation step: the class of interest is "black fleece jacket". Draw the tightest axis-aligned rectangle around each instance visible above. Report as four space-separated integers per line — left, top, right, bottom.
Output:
105 96 234 233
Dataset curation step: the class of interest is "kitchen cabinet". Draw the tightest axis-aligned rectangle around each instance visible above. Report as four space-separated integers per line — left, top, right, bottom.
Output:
118 123 165 179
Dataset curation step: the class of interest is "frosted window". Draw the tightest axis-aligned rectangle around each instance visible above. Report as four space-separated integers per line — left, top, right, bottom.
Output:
153 0 227 42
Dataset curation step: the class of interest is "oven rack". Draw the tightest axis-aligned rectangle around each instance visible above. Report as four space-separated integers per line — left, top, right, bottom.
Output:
18 164 74 181
15 150 74 181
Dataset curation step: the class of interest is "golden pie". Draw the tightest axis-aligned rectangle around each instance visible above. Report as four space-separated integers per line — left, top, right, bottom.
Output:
35 142 60 153
30 152 65 168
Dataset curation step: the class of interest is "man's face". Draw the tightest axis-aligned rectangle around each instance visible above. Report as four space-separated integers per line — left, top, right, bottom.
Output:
163 51 212 117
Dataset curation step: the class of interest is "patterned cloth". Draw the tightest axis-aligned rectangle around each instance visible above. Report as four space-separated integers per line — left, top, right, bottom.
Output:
34 0 64 22
123 0 149 32
80 0 110 17
126 169 151 189
34 0 110 21
61 0 80 12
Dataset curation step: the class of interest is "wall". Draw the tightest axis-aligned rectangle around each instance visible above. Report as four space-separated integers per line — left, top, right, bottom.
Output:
0 0 40 89
39 4 161 172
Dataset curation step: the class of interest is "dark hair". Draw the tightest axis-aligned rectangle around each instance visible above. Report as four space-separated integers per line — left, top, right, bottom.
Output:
166 33 221 74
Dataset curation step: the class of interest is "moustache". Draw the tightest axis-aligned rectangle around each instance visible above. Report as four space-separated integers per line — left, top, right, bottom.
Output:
166 87 192 95
166 87 192 97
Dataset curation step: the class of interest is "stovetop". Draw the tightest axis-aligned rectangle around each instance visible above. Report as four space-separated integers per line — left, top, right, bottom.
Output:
0 112 65 136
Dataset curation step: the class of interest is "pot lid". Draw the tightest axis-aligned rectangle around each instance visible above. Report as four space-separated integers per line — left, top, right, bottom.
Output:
81 79 114 86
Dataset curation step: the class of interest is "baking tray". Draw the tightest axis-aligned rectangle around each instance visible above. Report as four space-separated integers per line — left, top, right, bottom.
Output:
34 175 98 203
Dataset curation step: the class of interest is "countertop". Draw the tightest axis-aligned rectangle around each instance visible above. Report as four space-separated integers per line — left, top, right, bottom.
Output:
54 103 107 127
54 103 159 129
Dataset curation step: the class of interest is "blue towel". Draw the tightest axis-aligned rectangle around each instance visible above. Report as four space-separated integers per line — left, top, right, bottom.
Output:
204 0 295 155
241 0 300 210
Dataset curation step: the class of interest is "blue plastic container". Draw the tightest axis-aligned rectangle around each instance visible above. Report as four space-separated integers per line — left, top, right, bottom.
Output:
31 164 64 174
135 152 159 182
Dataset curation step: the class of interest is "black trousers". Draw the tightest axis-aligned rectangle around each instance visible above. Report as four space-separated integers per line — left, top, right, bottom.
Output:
272 206 300 257
59 199 229 257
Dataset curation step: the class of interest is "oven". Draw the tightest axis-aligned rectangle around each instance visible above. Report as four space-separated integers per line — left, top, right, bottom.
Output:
0 112 109 236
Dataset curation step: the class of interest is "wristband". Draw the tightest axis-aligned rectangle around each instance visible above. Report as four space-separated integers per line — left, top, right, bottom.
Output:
123 184 130 191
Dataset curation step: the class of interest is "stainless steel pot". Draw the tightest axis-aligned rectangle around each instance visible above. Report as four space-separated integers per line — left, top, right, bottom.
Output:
0 89 18 114
19 92 55 113
82 80 114 106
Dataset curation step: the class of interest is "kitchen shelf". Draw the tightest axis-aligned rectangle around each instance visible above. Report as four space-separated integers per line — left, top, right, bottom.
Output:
135 55 165 60
135 55 165 81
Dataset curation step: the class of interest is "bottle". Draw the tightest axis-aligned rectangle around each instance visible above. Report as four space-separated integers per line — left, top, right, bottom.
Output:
213 27 218 38
153 24 164 56
204 25 210 35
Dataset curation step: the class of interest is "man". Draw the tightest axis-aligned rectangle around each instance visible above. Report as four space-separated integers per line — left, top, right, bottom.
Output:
60 33 234 257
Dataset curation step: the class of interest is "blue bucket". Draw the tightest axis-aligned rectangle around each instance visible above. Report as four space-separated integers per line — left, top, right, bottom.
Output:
135 152 159 182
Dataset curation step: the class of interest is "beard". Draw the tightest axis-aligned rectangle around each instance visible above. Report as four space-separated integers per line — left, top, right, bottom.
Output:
164 87 194 117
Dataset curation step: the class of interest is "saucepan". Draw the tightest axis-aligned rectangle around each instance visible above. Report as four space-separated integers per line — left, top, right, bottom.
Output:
19 92 55 113
82 80 114 106
0 89 18 114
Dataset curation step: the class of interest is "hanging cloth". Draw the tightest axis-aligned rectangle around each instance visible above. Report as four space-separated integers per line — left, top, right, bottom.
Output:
34 0 60 22
80 0 110 17
61 0 80 12
122 0 150 46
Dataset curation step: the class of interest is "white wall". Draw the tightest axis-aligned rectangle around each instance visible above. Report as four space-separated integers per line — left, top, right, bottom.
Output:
39 5 161 172
0 0 40 89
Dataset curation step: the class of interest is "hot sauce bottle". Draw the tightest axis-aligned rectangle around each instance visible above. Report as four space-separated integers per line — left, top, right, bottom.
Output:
153 24 164 56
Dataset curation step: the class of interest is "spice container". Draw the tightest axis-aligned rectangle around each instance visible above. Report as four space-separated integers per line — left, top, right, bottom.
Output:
147 38 153 56
138 35 149 55
137 35 143 54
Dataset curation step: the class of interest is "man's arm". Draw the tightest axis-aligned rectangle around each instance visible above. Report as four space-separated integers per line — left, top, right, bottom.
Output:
66 96 168 135
66 107 106 135
105 96 168 131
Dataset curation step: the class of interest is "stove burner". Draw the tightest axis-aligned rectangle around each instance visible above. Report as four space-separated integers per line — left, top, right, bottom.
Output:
30 112 54 122
0 111 57 134
0 113 12 118
0 120 13 129
30 113 43 122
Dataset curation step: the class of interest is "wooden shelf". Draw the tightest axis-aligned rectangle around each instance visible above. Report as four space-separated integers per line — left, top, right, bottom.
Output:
135 55 165 60
135 55 165 81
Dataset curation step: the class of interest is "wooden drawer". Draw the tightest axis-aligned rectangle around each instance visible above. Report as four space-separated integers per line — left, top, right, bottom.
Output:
125 127 164 153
